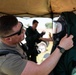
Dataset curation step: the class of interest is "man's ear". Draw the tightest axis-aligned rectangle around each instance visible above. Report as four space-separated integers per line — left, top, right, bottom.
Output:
4 37 12 42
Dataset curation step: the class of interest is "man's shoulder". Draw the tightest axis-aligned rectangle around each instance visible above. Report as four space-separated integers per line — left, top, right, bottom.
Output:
26 26 32 30
0 52 27 75
26 26 34 34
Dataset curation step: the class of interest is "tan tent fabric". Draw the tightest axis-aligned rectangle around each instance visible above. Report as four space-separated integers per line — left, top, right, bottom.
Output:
0 0 50 17
51 0 76 13
0 0 27 13
26 0 50 15
0 0 76 17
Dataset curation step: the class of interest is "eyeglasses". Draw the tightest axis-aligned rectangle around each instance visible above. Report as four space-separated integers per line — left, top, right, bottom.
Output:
1 22 23 38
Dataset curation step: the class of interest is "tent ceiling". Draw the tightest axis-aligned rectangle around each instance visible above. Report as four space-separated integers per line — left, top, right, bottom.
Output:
51 0 76 13
0 0 76 17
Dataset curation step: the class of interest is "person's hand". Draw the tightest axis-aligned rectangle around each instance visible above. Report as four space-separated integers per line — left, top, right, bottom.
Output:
58 34 74 50
40 31 45 37
49 32 53 41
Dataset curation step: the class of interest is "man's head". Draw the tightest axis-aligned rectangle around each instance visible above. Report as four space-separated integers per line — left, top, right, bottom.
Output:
0 15 25 45
32 20 39 29
0 15 18 37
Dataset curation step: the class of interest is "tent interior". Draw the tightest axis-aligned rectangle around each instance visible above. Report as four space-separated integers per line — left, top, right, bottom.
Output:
0 0 76 63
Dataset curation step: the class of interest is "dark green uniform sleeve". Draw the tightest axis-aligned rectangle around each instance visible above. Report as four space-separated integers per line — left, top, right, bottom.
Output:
54 53 67 75
54 48 76 75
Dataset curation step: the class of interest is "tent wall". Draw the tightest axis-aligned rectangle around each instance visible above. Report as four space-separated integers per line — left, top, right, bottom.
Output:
0 0 76 17
51 0 76 13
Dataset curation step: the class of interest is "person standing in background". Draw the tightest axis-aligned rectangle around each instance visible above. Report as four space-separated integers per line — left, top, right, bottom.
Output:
25 20 52 62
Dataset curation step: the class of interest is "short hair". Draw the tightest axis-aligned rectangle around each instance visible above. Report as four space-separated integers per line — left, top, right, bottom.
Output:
0 15 18 37
32 20 39 24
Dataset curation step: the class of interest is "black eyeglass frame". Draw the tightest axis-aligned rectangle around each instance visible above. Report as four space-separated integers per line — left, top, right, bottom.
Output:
1 22 23 38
